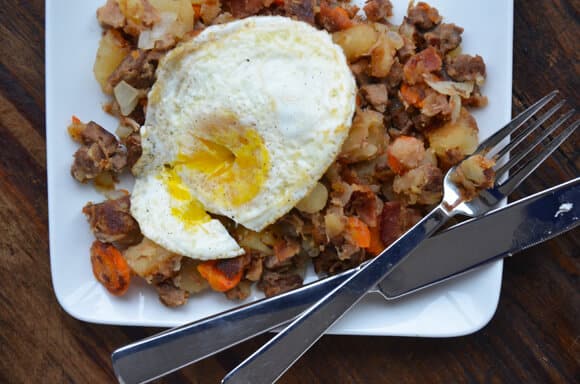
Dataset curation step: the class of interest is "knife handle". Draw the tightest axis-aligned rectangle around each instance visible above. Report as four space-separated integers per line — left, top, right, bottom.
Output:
111 270 351 384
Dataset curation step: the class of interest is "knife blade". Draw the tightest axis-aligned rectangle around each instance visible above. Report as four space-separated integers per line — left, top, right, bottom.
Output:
112 178 579 384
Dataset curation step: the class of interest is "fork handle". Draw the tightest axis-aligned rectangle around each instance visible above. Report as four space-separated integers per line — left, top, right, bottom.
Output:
222 204 451 384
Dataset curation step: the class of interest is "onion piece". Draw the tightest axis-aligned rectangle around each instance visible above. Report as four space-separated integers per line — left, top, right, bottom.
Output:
424 74 474 98
113 80 140 116
137 12 177 49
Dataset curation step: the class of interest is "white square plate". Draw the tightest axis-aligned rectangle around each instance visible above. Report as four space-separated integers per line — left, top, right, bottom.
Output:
46 0 513 336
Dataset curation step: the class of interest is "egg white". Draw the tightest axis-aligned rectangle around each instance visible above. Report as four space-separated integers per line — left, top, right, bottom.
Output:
131 16 356 259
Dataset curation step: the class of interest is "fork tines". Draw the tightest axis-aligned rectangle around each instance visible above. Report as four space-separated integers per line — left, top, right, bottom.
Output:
478 90 578 194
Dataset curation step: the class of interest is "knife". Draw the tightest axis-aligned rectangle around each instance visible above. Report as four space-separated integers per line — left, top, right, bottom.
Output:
112 178 579 384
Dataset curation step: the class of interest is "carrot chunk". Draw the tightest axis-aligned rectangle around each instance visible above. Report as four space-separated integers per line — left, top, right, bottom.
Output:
346 216 371 248
90 241 131 295
197 260 243 292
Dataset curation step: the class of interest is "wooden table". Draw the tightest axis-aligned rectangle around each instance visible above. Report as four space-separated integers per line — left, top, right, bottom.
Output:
1 1 578 382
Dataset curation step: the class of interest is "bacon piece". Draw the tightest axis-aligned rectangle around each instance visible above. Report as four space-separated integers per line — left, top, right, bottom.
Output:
403 46 442 85
265 238 301 269
317 3 353 32
379 201 422 247
347 187 382 227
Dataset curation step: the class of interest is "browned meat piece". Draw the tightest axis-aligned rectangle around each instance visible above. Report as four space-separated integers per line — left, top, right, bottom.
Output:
122 0 159 37
70 120 127 182
214 255 252 280
421 91 452 117
403 46 442 85
258 270 303 297
406 2 441 30
424 23 463 54
380 201 421 247
313 246 368 275
225 280 252 300
386 98 414 134
123 132 142 169
349 58 371 85
82 195 143 247
97 0 125 29
155 280 189 307
245 255 264 281
108 50 164 91
363 0 393 22
385 58 404 90
359 84 388 113
397 22 419 64
285 0 316 24
446 54 486 83
265 238 301 269
346 187 382 227
317 3 353 32
222 0 265 18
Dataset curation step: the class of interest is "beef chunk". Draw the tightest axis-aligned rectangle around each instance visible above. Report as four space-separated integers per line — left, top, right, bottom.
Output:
82 195 143 247
70 120 127 182
258 270 303 297
225 280 252 300
446 54 486 83
359 84 388 113
123 132 142 170
108 50 164 91
155 280 189 307
285 0 316 24
406 2 441 30
97 0 125 29
363 0 393 22
424 23 463 54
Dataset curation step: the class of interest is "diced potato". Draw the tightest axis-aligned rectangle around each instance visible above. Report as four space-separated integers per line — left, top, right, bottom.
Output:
235 227 273 255
149 0 194 37
450 154 495 199
332 24 379 62
324 211 346 239
123 237 181 281
426 107 479 167
117 0 151 26
175 258 209 293
370 30 403 77
296 182 329 214
340 109 386 163
93 29 131 94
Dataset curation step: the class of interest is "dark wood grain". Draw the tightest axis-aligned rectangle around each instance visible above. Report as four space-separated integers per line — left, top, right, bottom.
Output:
0 0 578 383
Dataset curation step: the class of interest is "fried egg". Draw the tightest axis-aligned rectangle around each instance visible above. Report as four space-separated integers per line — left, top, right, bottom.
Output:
131 16 356 260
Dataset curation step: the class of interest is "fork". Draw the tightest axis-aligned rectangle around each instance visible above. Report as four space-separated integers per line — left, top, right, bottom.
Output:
222 90 579 384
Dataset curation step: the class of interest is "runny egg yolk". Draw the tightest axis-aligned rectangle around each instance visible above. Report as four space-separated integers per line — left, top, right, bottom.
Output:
177 118 270 208
164 168 211 228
